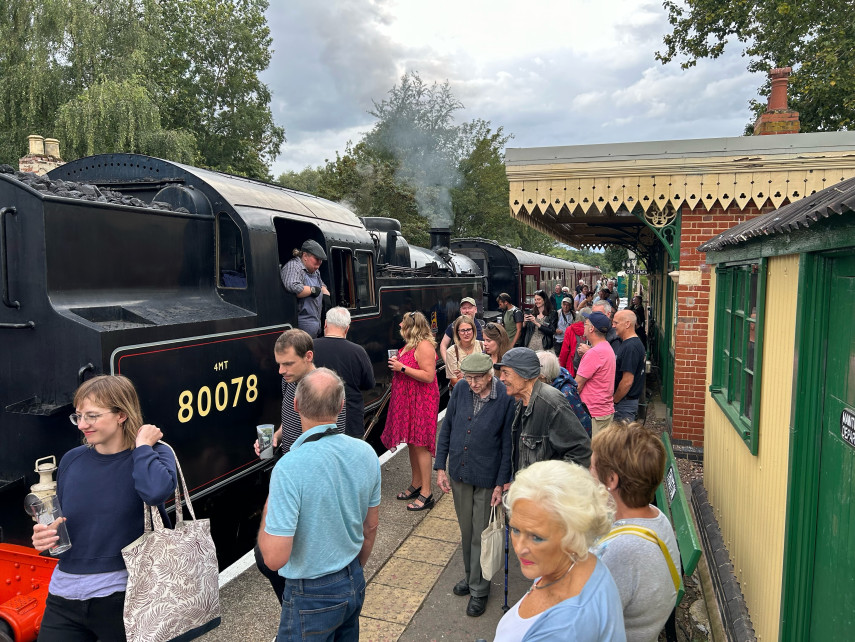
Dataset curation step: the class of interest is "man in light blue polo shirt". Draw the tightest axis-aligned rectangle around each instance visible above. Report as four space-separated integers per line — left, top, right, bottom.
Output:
258 368 381 641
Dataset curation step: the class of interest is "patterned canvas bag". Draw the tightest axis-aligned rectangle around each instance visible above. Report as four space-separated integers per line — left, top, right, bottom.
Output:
121 442 221 642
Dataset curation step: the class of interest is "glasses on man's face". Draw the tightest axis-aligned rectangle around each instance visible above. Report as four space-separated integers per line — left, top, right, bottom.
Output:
69 411 114 426
464 373 491 384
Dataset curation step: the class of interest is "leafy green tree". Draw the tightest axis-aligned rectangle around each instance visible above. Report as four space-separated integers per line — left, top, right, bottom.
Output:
276 166 325 194
602 245 629 274
657 0 855 131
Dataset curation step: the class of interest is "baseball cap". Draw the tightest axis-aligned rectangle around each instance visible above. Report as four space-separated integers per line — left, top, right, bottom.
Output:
300 239 327 260
562 297 573 305
460 297 477 307
493 347 541 379
582 311 611 334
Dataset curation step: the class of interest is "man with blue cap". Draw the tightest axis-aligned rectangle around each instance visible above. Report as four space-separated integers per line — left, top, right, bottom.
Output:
494 347 591 477
576 311 617 435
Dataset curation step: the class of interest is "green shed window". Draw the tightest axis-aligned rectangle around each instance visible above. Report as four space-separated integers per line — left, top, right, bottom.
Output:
710 260 767 455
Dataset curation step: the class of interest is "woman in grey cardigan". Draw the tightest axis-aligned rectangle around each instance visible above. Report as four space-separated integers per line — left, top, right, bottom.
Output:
434 352 515 618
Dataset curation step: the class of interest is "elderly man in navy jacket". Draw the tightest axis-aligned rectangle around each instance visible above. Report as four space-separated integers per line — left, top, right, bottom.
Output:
434 352 515 618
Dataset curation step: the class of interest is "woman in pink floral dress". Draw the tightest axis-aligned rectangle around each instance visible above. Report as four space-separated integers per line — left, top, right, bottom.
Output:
383 311 440 511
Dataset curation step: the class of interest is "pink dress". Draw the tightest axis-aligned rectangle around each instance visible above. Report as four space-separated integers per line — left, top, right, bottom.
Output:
381 345 440 456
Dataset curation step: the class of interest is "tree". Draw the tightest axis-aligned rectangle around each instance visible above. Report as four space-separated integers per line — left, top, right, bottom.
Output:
602 246 629 275
656 0 855 131
276 166 325 194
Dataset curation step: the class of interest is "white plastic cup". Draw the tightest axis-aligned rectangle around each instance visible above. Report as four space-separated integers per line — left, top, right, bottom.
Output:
257 424 275 459
28 495 71 555
388 349 399 359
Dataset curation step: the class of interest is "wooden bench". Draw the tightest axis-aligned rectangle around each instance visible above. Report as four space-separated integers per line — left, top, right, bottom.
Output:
654 432 702 607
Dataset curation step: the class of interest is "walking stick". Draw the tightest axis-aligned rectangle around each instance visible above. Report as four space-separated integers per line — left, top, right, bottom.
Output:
502 506 510 613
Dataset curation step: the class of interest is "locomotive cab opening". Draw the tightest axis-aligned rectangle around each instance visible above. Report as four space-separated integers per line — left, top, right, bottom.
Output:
217 212 247 289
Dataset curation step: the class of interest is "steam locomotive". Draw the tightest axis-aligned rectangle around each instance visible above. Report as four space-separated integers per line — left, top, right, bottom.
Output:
0 154 599 584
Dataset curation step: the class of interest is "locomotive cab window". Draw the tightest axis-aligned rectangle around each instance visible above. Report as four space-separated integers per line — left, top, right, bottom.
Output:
710 260 767 455
217 213 247 289
331 247 356 309
355 251 376 308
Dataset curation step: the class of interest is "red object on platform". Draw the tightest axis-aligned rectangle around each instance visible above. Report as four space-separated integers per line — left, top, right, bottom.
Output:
0 544 58 642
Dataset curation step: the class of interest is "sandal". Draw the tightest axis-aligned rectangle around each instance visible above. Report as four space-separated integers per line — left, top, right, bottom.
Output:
407 494 435 512
396 485 421 501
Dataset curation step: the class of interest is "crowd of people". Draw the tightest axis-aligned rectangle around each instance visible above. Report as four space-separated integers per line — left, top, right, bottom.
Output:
32 264 676 642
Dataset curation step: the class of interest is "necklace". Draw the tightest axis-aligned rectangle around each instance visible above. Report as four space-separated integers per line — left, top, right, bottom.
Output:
526 559 577 594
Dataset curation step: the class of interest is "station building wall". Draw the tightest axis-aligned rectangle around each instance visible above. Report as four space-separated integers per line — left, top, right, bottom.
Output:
703 254 798 641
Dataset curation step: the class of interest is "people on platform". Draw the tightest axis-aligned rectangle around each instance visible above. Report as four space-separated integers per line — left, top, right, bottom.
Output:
494 347 591 476
537 350 592 437
497 293 524 347
551 284 565 313
445 315 484 389
258 368 381 642
630 295 647 349
383 311 440 511
555 297 576 357
494 460 625 642
575 312 617 436
312 307 376 438
608 280 620 311
576 278 586 295
590 422 680 642
279 240 330 338
32 375 177 642
522 290 557 352
253 328 346 602
574 285 590 310
483 321 512 365
440 297 484 364
612 310 646 423
435 353 515 617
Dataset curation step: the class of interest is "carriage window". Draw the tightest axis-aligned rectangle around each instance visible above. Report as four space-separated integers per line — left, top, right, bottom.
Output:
217 213 247 289
331 248 355 308
355 251 375 308
710 261 766 455
525 274 537 306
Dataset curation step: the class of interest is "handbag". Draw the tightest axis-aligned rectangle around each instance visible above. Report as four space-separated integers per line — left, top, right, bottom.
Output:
479 505 505 580
122 442 221 642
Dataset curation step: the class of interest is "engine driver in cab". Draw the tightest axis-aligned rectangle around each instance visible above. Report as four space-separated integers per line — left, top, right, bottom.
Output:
280 240 330 337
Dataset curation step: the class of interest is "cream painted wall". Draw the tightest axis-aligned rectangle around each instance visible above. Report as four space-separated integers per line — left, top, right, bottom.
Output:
703 254 799 641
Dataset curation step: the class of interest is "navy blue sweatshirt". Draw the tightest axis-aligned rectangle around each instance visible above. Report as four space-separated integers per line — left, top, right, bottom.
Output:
56 443 177 574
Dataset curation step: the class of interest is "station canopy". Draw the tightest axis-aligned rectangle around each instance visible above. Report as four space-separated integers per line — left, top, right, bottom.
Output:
505 131 855 259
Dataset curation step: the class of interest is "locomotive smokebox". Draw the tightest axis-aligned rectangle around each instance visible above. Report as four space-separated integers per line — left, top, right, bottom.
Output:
429 227 451 252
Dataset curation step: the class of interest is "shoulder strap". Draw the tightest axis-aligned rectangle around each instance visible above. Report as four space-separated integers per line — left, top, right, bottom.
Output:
599 525 681 593
302 427 339 443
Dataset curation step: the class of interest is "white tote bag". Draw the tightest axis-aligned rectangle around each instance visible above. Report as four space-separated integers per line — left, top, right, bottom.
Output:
122 442 221 642
480 505 505 580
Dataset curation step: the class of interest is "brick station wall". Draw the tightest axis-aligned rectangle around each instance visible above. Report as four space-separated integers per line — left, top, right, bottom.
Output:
672 203 775 446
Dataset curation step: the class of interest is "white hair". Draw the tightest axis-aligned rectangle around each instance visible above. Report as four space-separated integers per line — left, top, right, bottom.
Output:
324 306 351 329
537 350 560 382
508 461 614 560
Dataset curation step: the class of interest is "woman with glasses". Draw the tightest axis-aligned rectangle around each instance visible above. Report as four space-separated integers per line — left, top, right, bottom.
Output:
483 322 511 365
494 461 625 641
445 315 484 389
522 290 557 352
31 375 177 642
384 311 440 511
434 353 515 617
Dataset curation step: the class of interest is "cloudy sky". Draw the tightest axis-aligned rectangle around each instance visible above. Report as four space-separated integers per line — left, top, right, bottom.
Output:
261 0 764 177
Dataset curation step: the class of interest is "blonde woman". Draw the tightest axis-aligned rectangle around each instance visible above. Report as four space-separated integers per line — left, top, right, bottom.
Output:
445 315 484 388
383 312 440 511
495 461 625 642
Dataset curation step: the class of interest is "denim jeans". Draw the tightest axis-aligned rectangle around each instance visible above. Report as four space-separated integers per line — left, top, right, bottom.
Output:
277 557 365 642
614 397 639 422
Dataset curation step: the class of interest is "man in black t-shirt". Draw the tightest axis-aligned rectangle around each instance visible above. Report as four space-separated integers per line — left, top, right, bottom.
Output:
313 307 376 438
611 310 646 421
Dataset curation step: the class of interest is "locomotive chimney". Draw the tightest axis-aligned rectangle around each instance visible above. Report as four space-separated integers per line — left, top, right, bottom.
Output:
429 227 451 252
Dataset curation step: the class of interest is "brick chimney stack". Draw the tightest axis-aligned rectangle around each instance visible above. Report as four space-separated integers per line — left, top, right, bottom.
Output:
753 67 800 135
19 134 65 175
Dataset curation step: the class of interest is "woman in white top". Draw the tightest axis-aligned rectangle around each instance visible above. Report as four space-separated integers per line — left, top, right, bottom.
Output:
495 461 626 642
444 315 483 388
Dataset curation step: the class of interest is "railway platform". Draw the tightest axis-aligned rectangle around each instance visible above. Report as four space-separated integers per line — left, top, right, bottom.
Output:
201 439 530 642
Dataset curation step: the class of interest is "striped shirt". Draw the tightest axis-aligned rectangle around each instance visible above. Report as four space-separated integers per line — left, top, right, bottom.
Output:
280 377 347 454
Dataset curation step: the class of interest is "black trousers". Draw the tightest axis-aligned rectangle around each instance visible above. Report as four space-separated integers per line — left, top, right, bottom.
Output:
254 542 286 603
38 592 126 642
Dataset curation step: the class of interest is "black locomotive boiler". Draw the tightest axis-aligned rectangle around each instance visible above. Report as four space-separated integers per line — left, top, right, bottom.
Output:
0 154 482 572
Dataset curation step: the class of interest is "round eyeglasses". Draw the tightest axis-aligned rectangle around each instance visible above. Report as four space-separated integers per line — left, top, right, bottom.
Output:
69 411 114 426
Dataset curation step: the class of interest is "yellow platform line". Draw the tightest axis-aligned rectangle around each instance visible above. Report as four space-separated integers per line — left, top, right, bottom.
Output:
359 493 460 642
